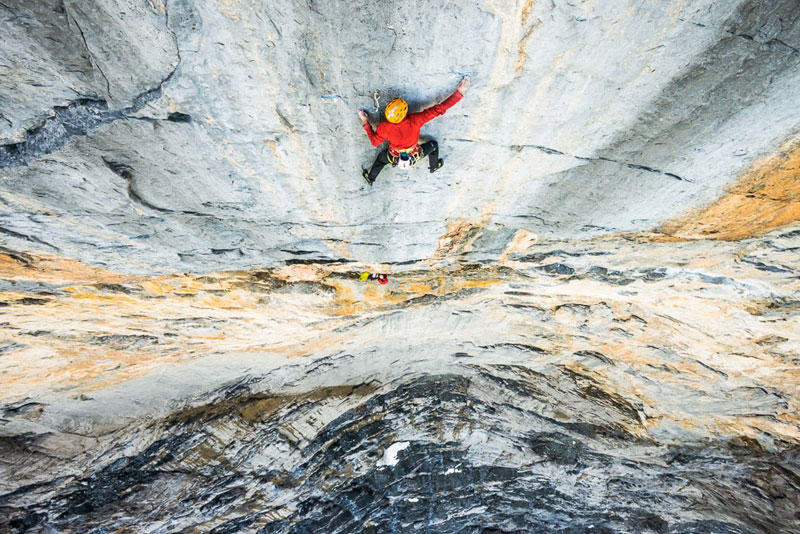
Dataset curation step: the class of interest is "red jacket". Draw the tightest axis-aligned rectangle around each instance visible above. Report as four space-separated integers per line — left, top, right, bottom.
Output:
363 90 463 152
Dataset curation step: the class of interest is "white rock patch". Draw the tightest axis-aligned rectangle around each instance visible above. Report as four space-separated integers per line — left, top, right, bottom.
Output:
378 441 410 467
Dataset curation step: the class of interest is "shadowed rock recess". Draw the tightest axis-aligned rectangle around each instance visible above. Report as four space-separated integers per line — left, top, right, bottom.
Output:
1 1 799 533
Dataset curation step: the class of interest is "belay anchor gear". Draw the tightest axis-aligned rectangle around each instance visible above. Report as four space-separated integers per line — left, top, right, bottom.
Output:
358 272 388 284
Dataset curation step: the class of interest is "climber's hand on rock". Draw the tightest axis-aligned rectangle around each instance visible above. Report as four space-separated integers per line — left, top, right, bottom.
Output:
457 75 471 95
357 109 368 124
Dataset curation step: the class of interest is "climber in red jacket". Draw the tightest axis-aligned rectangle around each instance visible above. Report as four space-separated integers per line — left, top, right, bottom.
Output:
358 76 470 185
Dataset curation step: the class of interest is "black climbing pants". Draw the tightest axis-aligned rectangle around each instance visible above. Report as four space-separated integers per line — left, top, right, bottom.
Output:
367 140 440 183
366 149 391 183
419 140 440 170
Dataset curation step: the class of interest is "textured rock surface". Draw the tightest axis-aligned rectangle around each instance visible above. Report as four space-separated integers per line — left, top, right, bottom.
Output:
1 1 800 533
2 228 800 532
1 0 799 272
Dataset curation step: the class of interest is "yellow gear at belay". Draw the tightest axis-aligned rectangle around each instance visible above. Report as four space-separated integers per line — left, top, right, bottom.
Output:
385 98 408 123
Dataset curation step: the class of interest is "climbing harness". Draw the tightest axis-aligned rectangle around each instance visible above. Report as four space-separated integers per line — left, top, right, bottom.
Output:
388 145 422 169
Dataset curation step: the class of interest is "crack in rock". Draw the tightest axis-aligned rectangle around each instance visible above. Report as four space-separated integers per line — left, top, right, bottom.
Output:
67 9 112 99
456 138 692 182
0 226 60 251
0 2 182 169
102 157 215 218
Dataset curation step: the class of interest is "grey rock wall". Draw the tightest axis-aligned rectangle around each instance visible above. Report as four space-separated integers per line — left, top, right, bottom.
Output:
1 226 799 532
1 0 798 272
1 2 800 533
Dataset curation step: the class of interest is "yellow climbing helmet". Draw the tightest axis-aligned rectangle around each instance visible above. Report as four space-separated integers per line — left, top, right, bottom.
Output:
385 98 408 123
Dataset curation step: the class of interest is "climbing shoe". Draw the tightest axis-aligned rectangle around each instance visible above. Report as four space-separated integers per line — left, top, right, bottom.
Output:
430 160 444 174
362 169 374 186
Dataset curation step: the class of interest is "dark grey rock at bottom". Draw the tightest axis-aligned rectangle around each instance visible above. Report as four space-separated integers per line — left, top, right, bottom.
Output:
1 372 796 534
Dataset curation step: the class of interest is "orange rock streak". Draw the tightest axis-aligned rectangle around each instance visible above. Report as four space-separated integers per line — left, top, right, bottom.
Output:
662 138 800 240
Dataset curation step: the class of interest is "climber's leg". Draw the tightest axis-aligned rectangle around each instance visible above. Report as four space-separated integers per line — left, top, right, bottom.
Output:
365 149 391 184
419 140 442 173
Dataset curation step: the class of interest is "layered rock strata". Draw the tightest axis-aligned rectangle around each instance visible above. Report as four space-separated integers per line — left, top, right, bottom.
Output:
1 0 800 532
2 228 799 532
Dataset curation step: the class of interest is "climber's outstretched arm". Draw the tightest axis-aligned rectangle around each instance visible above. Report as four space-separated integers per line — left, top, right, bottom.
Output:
358 109 386 147
412 76 470 126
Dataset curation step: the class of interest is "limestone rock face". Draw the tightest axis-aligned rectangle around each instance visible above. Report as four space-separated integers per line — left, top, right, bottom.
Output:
2 229 800 532
1 1 799 533
1 0 798 272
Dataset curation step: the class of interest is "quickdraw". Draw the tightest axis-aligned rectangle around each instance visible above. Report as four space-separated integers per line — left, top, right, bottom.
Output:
373 91 380 113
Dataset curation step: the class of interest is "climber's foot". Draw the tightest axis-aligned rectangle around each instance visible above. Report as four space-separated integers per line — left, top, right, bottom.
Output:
430 160 444 174
362 169 374 186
